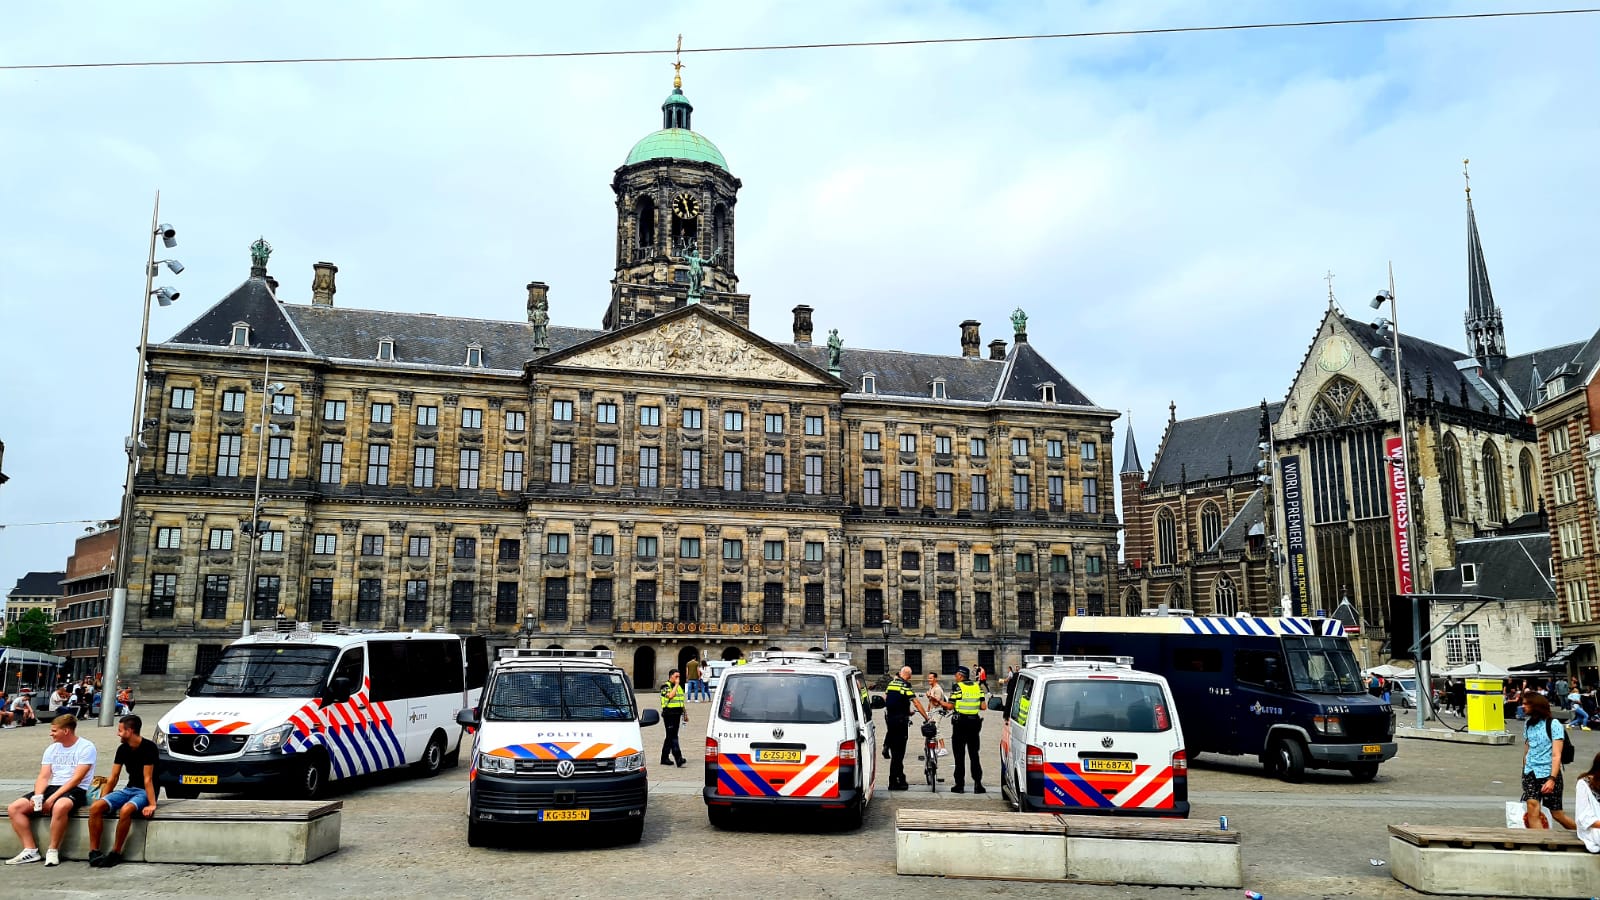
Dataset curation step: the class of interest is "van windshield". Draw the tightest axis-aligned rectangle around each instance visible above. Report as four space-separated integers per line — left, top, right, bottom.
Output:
1283 637 1365 694
193 645 338 698
1038 680 1172 733
486 670 636 722
718 673 841 724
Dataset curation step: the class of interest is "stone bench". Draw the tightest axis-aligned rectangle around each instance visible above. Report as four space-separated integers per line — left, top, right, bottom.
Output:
1388 824 1598 898
895 809 1242 887
0 799 342 865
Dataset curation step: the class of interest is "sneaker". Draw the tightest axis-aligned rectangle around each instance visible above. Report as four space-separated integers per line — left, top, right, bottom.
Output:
5 849 41 866
87 850 105 867
44 849 60 867
101 851 122 869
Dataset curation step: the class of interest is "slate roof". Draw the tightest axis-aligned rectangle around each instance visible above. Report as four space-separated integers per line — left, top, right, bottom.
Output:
1120 426 1143 475
161 272 1103 410
1534 325 1600 406
1500 341 1586 409
1210 487 1267 553
1431 533 1555 601
1148 402 1282 490
8 571 65 599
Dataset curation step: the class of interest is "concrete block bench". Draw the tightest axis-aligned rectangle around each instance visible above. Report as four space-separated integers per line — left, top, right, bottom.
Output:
895 809 1242 888
0 799 342 865
1388 824 1598 898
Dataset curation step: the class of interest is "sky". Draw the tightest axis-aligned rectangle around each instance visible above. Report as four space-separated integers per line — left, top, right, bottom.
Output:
2 1 1597 602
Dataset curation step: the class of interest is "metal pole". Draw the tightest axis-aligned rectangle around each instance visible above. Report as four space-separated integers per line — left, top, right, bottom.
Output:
242 356 272 638
101 192 160 727
1388 267 1428 730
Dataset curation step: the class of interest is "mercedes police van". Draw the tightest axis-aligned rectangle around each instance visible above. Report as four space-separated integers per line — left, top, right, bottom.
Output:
1045 615 1397 782
457 649 658 846
997 655 1189 818
703 651 881 830
157 626 487 799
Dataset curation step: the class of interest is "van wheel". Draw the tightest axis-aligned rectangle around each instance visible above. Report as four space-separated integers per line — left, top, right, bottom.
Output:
1272 738 1306 783
292 755 329 799
838 799 865 832
707 806 735 830
617 818 645 844
1350 762 1380 782
467 819 495 848
415 732 446 777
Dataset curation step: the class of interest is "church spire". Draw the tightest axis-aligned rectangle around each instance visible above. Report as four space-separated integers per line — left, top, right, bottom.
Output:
1120 416 1144 476
662 34 693 129
1462 158 1507 370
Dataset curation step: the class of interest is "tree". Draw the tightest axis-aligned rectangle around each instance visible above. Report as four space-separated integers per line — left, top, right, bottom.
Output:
1 608 56 653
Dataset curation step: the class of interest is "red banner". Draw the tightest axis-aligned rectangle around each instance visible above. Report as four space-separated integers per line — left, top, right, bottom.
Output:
1385 436 1414 595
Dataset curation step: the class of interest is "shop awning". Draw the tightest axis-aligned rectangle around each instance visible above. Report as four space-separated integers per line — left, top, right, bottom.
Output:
1544 642 1594 667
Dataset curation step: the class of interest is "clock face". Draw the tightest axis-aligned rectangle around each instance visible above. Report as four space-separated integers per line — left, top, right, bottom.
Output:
673 192 700 219
1318 337 1353 373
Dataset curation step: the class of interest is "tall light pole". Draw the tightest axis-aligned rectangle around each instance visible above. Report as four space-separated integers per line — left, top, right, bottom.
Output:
241 357 286 638
102 193 182 726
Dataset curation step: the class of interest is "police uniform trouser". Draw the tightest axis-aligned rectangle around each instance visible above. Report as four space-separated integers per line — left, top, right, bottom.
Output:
952 714 982 787
661 708 685 765
886 720 909 785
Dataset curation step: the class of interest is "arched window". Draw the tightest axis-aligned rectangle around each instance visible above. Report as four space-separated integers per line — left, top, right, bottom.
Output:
1166 584 1187 609
1156 508 1178 565
1213 574 1239 616
1122 588 1141 617
1199 502 1223 551
1441 433 1463 519
712 204 727 252
1518 448 1537 512
1482 440 1504 523
636 196 656 254
1308 377 1380 430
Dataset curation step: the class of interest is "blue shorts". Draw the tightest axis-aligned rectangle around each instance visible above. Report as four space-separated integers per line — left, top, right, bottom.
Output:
101 787 149 814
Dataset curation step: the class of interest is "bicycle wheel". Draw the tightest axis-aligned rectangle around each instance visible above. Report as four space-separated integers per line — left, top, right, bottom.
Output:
925 742 938 789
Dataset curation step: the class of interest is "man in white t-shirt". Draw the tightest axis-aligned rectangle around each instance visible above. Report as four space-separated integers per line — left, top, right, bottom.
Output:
4 714 97 867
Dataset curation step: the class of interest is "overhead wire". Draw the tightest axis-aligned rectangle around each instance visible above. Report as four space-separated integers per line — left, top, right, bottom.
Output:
2 8 1598 72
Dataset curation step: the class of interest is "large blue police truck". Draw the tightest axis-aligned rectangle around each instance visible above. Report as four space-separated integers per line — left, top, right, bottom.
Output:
1036 615 1396 782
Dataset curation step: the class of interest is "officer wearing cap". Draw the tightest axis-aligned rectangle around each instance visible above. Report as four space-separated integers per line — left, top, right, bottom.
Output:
883 666 928 791
946 666 986 794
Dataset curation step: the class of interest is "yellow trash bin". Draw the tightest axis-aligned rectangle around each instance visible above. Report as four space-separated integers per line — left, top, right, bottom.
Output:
1466 678 1504 734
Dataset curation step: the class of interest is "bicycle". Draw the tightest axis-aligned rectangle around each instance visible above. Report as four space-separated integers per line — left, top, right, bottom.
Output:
918 709 949 790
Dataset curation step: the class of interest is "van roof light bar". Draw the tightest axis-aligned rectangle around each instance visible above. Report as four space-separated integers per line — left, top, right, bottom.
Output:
498 648 615 662
1023 654 1133 669
748 650 848 665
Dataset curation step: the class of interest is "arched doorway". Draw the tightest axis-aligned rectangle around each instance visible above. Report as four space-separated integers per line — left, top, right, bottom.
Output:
633 646 657 689
592 645 610 651
807 647 824 653
545 644 564 650
677 645 700 674
767 646 783 653
721 646 744 661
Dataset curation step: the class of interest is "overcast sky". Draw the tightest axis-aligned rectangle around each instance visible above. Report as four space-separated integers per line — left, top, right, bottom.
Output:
2 1 1597 602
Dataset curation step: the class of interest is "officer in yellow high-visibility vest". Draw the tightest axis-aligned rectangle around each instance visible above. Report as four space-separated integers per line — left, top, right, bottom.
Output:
947 666 986 793
659 669 687 767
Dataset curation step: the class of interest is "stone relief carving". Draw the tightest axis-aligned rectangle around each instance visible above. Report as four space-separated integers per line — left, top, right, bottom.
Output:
562 317 815 382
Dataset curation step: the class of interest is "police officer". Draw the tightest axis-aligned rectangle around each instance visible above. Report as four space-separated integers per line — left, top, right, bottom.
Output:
659 669 687 767
883 666 928 791
948 666 986 794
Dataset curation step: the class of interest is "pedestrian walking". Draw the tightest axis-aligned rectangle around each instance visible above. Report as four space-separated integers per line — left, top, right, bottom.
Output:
659 669 687 767
1519 693 1577 831
684 657 703 702
946 666 986 794
1568 687 1591 730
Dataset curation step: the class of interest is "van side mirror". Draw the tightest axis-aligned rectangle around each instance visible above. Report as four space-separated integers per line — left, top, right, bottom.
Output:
870 695 885 710
987 696 1004 711
639 708 660 727
1264 679 1284 693
456 707 480 728
327 676 354 705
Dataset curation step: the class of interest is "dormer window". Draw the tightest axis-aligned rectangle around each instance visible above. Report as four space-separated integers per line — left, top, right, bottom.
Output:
1461 562 1478 586
1038 383 1057 403
465 344 483 367
931 379 946 400
862 373 877 394
230 322 251 348
377 338 394 362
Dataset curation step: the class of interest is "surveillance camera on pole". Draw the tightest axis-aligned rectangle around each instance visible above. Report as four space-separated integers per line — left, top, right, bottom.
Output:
152 287 180 307
1370 289 1392 310
150 259 183 275
156 223 177 248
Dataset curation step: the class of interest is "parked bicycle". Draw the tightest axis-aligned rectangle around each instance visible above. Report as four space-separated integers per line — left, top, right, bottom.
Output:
918 708 949 790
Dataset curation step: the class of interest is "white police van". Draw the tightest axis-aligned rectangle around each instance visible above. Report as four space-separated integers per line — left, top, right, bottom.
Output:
997 655 1190 818
458 649 658 846
704 651 880 830
157 626 487 799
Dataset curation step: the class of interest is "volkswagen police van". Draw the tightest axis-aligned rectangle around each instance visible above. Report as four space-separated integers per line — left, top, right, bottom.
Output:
457 649 658 846
997 655 1189 818
157 626 487 799
703 651 880 830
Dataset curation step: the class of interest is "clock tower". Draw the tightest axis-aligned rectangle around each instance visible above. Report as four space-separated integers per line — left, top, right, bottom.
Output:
606 74 747 330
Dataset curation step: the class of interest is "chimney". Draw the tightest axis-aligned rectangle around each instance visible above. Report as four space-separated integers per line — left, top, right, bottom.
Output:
265 274 280 294
960 320 981 358
311 261 338 307
526 281 549 323
792 305 814 345
988 339 1008 360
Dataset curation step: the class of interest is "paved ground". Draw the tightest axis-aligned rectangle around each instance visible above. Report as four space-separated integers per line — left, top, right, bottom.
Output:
0 699 1574 898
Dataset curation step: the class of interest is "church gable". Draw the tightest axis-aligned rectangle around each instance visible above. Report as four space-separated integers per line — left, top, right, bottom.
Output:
542 306 833 385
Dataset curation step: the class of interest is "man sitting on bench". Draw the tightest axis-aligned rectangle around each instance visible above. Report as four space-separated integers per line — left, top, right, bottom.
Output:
86 715 158 868
5 713 96 866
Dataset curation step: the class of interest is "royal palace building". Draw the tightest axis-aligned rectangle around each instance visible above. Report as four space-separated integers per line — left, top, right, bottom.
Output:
115 78 1122 692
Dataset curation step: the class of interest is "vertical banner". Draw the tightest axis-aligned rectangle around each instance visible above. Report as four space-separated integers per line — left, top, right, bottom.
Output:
1385 436 1414 594
1279 455 1309 615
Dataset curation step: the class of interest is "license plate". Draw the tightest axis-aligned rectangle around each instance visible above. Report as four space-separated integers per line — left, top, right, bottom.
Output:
756 749 802 763
1361 744 1382 754
540 809 589 822
180 775 218 785
1082 759 1134 773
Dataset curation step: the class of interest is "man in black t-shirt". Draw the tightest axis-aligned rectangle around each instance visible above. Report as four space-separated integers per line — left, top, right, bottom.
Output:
85 715 158 868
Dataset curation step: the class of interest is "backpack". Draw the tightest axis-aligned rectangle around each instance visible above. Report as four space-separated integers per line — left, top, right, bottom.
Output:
1545 719 1576 766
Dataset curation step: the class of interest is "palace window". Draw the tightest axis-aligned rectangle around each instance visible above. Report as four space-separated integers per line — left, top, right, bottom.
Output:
805 415 824 436
546 533 569 555
502 451 524 491
164 431 191 475
682 408 702 429
552 399 574 422
222 390 246 413
804 455 823 495
722 451 744 491
407 535 431 557
592 533 613 556
358 579 384 621
413 447 436 488
971 474 988 511
680 537 701 559
360 534 383 556
201 575 229 619
899 471 918 507
461 408 483 429
862 431 880 451
505 410 526 432
170 387 195 410
266 437 292 479
765 413 784 434
594 444 617 486
496 582 518 624
416 405 439 426
639 446 659 488
639 405 661 427
764 453 784 492
313 533 337 555
155 526 181 550
370 403 393 424
215 434 242 477
319 442 343 483
208 528 234 551
550 442 573 484
861 469 881 506
681 449 702 489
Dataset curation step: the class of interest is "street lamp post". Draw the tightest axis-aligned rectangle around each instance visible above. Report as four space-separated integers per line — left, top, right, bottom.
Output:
520 611 537 649
880 618 891 681
102 193 181 727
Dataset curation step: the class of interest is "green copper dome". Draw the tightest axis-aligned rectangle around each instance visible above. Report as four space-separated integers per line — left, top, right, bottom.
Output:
624 128 728 169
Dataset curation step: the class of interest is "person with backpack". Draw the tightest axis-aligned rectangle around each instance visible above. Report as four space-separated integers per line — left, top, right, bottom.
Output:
1519 693 1577 830
1575 750 1600 852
